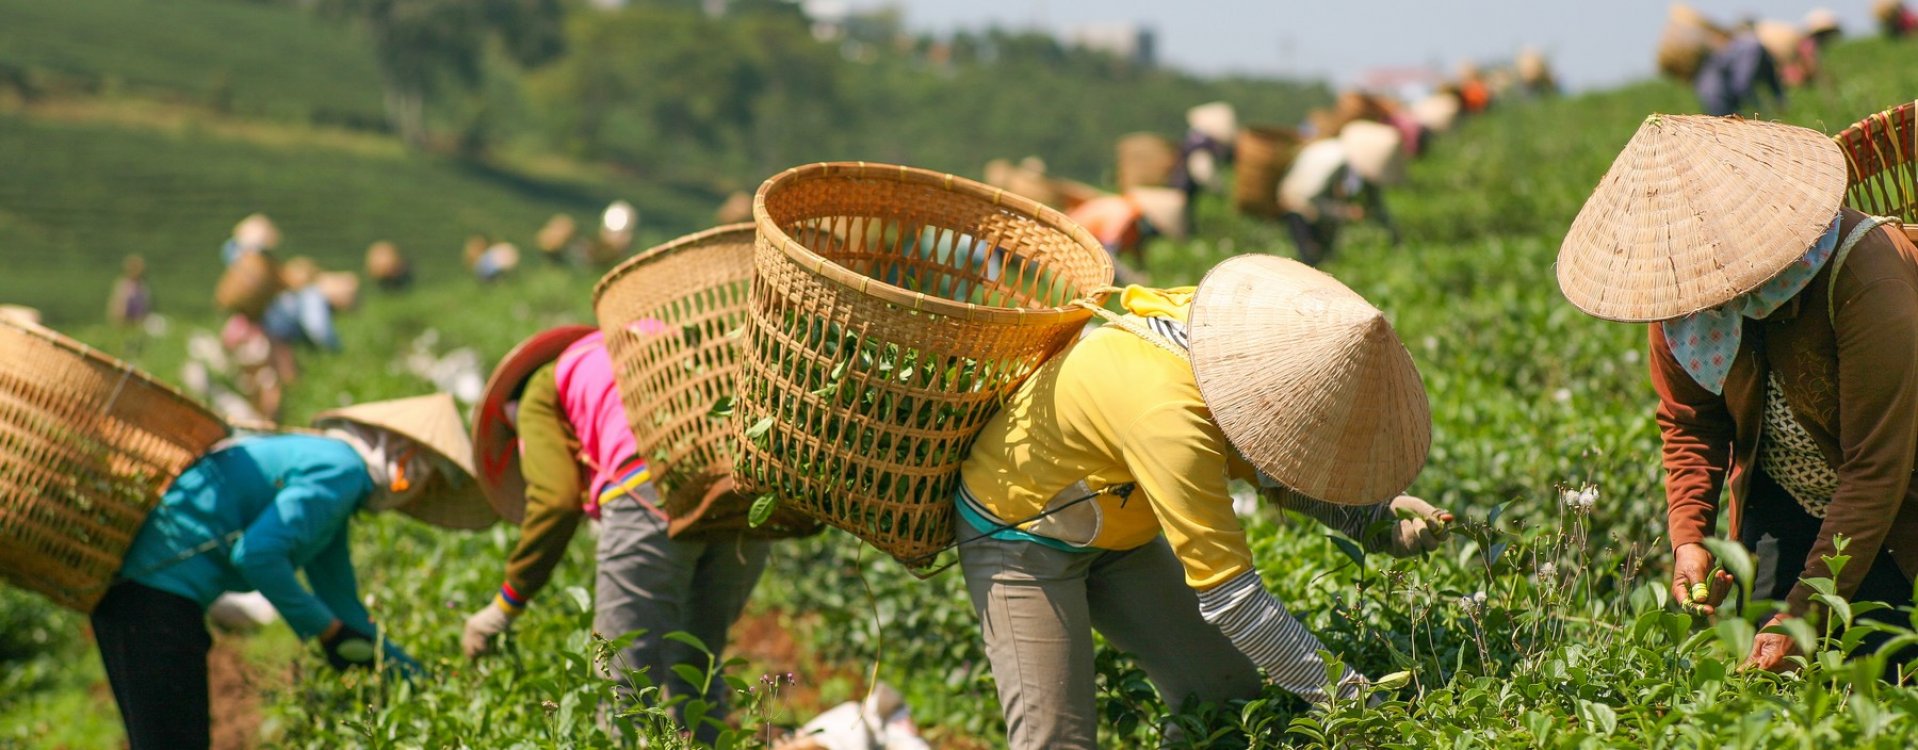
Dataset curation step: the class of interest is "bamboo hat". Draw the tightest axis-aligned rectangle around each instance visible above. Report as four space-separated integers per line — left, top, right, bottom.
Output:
1187 101 1239 143
365 241 406 281
1804 8 1840 35
1755 20 1804 62
1189 255 1430 505
1556 115 1847 322
472 325 597 523
317 271 359 311
313 393 495 529
1412 93 1461 133
1339 120 1407 186
233 213 281 251
1128 187 1188 240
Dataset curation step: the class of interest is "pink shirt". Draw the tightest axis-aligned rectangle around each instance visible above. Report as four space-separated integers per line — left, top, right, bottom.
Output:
553 331 645 514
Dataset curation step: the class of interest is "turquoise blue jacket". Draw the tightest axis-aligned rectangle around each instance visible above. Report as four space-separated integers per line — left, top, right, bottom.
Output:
119 435 374 640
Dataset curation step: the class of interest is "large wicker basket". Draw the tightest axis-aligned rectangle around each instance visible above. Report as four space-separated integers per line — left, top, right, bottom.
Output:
737 162 1114 565
1836 100 1918 233
593 224 820 540
1232 126 1303 217
0 319 229 611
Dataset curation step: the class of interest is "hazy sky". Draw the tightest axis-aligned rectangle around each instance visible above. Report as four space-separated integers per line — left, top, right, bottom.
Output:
837 1 1879 90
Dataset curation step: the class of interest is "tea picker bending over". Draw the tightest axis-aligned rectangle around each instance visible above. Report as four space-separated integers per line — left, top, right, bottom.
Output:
95 394 494 749
953 256 1450 749
1556 114 1918 675
461 327 770 735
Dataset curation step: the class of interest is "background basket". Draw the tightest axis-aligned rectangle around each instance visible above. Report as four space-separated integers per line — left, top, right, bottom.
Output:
593 224 820 540
1115 132 1179 191
1836 100 1918 233
737 162 1113 565
0 319 229 611
1232 126 1303 217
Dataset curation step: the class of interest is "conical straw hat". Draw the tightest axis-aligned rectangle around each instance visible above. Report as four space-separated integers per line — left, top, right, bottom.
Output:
1339 120 1407 186
1804 8 1840 35
471 325 596 523
1189 255 1430 505
1187 101 1238 143
1127 187 1188 240
1755 20 1804 62
313 393 496 529
1555 114 1846 322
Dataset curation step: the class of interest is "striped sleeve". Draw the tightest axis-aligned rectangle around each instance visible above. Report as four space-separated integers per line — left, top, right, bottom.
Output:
1195 571 1364 705
1264 486 1392 548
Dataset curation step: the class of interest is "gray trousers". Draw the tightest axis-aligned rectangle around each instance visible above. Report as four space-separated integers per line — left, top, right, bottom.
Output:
960 535 1264 750
595 498 771 719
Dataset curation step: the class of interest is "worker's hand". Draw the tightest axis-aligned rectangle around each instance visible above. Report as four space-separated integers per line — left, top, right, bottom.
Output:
1383 495 1454 557
1672 542 1736 616
320 622 380 672
1745 614 1801 673
461 602 516 660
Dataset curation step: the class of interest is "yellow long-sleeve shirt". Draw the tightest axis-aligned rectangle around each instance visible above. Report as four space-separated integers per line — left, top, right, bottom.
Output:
957 287 1256 591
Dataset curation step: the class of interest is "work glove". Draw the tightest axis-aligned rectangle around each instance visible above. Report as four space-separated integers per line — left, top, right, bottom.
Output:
321 623 423 679
1382 495 1453 557
461 602 516 660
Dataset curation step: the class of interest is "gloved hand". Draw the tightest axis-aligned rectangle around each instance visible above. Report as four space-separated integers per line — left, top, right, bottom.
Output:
321 622 381 672
321 621 423 679
461 602 516 660
1383 495 1453 557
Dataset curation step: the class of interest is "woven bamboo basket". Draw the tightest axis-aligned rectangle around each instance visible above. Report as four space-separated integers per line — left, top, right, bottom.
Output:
0 319 229 611
593 224 821 540
738 162 1114 565
1836 100 1918 240
1115 132 1179 191
1233 126 1303 218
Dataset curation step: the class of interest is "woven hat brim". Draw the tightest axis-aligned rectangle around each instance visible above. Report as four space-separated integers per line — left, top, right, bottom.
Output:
1556 115 1847 322
1128 187 1188 240
313 393 496 530
1188 255 1431 505
471 325 597 523
1339 121 1407 186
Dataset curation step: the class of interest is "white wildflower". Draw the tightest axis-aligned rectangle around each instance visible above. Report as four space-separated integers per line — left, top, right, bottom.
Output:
1552 388 1571 404
1577 487 1598 510
1538 562 1558 581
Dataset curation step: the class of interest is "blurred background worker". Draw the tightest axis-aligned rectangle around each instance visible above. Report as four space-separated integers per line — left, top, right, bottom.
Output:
1173 101 1238 233
1876 0 1918 37
464 326 771 739
1065 187 1187 283
364 240 412 292
106 254 153 329
536 213 579 266
1277 120 1403 266
95 394 492 749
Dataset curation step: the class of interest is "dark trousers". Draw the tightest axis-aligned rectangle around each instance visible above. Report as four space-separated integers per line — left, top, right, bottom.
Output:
1740 470 1915 672
91 581 212 750
1283 213 1339 267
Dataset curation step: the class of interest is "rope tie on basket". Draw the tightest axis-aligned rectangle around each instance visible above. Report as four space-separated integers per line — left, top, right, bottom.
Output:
1069 292 1192 364
903 483 1138 573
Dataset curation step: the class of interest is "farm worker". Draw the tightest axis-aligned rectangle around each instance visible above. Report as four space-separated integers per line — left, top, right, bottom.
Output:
221 213 281 265
95 393 495 749
261 257 342 353
588 200 638 266
106 254 153 328
1694 24 1785 116
462 326 770 733
955 255 1449 749
365 240 412 292
1874 0 1918 37
213 251 293 421
1555 115 1918 675
1755 20 1819 87
1277 121 1403 267
537 213 578 265
1515 46 1558 98
1064 187 1187 281
1173 101 1237 203
1804 8 1842 47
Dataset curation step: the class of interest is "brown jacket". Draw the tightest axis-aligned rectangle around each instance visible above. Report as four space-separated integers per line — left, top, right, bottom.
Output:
1651 209 1918 617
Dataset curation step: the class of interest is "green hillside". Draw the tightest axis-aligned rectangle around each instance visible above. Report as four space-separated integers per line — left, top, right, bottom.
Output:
0 0 384 126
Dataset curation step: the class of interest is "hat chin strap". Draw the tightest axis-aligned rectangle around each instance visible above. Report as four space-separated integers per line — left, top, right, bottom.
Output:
324 425 432 511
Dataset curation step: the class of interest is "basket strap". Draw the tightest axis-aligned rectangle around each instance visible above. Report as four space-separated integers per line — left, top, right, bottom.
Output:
1070 299 1192 364
1828 215 1903 326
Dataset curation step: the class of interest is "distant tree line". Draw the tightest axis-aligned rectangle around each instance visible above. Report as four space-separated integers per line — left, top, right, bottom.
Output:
307 0 1327 195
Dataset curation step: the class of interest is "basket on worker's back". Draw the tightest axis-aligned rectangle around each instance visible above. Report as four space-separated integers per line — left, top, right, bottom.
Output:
594 224 821 540
1836 100 1918 240
737 162 1114 565
0 319 229 611
1233 126 1303 218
